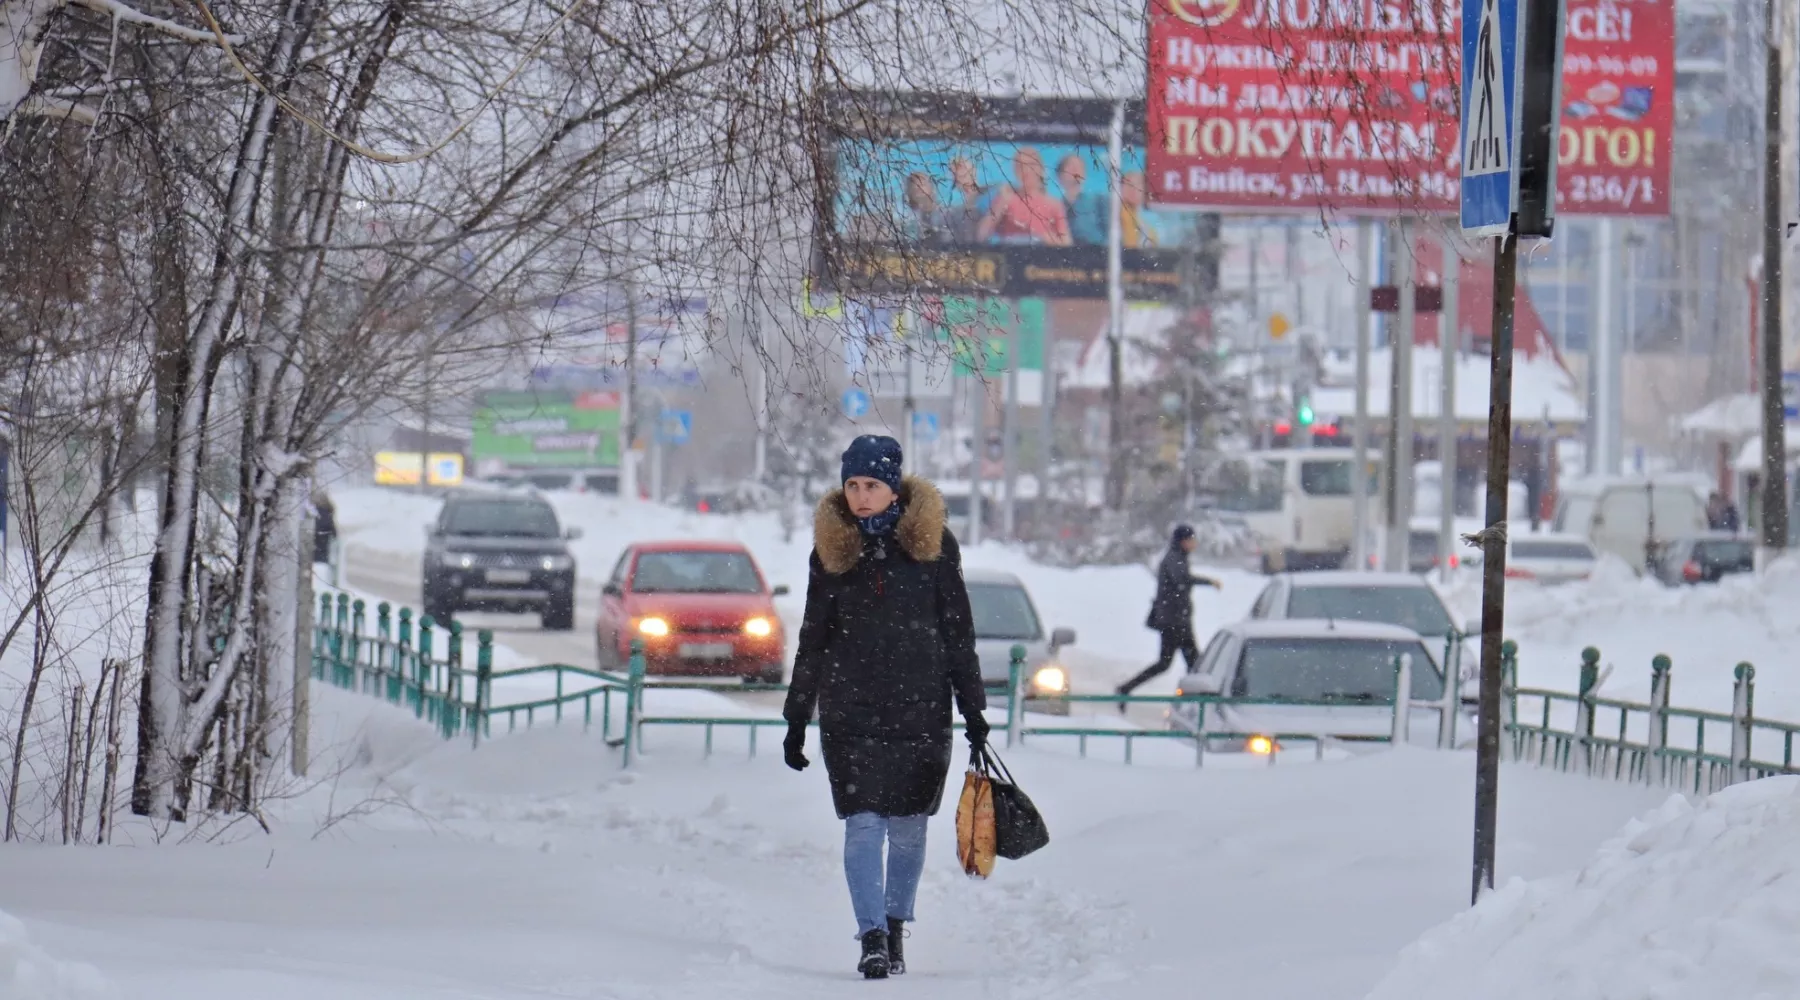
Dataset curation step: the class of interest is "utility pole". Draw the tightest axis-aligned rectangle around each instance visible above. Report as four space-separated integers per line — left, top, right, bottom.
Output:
1105 99 1127 511
1384 221 1417 573
1351 222 1376 573
970 375 987 546
1592 218 1619 476
417 338 432 494
1439 242 1462 583
1002 319 1020 540
1467 0 1565 905
1760 0 1789 558
902 306 918 460
620 288 638 500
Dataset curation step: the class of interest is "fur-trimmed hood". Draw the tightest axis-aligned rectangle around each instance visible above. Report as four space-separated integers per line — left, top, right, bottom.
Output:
812 476 947 575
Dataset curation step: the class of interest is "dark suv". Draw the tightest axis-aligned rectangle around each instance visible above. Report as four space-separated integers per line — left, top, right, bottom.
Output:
423 493 581 630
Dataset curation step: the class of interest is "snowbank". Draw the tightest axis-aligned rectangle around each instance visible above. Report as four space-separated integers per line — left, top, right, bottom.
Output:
1439 554 1800 721
1367 776 1800 1000
0 909 111 1000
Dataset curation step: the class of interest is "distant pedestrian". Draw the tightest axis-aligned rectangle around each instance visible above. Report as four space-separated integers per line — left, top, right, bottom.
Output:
1116 525 1220 710
312 492 337 565
782 434 989 980
1707 492 1741 533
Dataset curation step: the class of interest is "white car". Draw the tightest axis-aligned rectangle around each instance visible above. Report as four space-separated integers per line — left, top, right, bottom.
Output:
1499 532 1597 585
1246 571 1482 696
1168 619 1471 751
963 569 1078 713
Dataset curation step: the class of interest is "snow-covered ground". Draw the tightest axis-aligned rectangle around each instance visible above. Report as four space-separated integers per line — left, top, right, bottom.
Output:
1370 775 1800 1000
0 683 1675 999
5 488 1796 997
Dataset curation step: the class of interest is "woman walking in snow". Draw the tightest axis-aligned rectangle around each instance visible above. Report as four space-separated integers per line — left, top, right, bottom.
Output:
782 434 990 979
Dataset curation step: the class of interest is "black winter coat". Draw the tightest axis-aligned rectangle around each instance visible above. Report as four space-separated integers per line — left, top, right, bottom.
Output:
783 477 988 819
1145 544 1198 633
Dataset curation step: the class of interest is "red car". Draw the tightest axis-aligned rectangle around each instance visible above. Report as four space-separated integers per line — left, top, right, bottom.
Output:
596 541 789 683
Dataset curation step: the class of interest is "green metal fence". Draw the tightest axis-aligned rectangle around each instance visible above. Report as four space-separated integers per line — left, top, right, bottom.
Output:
312 591 1800 790
1502 641 1800 794
311 592 1450 768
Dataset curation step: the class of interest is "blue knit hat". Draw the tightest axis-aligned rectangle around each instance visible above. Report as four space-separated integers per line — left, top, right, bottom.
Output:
841 434 904 492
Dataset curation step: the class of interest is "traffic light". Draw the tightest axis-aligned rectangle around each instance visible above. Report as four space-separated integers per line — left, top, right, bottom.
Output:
1296 394 1315 427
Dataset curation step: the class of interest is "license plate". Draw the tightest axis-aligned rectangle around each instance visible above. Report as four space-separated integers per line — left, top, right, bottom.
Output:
679 642 733 659
485 569 531 584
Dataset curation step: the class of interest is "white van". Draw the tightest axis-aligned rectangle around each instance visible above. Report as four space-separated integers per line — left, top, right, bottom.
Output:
1553 476 1710 573
1208 449 1377 573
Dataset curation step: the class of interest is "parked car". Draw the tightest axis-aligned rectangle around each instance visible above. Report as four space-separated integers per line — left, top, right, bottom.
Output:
1246 571 1481 693
596 541 788 683
422 492 582 629
1500 532 1598 585
1554 476 1710 573
1167 619 1469 751
963 569 1078 714
1651 533 1755 586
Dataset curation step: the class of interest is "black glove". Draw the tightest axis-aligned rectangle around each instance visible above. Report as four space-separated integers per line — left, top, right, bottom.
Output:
783 723 809 772
964 714 990 751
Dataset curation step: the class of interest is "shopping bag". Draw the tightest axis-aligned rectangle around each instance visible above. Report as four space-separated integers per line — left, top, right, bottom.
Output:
980 747 1050 860
955 761 997 879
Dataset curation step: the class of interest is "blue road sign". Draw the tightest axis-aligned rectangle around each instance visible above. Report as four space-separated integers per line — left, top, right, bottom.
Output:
1460 0 1521 236
1784 372 1800 420
911 411 939 444
657 409 692 445
841 387 870 419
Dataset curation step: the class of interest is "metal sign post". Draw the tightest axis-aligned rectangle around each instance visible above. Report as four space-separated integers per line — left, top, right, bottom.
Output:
1461 0 1564 906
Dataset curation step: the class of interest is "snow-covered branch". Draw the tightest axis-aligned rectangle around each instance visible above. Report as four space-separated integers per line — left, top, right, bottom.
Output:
69 0 236 45
0 0 237 122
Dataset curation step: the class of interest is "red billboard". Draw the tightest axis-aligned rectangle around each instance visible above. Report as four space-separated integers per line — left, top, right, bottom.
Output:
1555 0 1673 215
1145 0 1463 215
1145 0 1674 217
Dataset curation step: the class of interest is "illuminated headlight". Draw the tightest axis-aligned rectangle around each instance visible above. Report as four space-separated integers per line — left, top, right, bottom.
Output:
1030 665 1069 694
540 555 574 571
744 617 774 637
636 617 670 637
445 552 475 569
1246 735 1276 755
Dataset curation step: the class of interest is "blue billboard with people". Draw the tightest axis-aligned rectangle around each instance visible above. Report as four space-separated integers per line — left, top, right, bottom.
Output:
834 140 1191 251
817 91 1215 302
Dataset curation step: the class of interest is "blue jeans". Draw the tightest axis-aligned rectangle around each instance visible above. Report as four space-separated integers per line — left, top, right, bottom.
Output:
843 812 929 936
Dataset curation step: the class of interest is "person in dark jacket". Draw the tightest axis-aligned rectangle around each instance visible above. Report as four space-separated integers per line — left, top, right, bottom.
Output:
1115 524 1220 707
782 434 989 980
312 492 337 565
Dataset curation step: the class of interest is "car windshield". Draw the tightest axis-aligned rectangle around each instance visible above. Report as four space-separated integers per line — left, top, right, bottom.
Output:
1299 459 1353 496
1512 540 1594 560
1694 539 1754 569
966 583 1042 640
444 501 559 538
1212 459 1284 513
1234 638 1443 701
1287 584 1455 636
632 551 763 593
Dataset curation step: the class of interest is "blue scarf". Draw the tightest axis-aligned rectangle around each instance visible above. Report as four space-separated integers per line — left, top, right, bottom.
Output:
857 499 904 537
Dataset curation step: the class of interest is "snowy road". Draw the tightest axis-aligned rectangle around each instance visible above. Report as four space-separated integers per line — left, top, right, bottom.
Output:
0 687 1676 999
337 537 1151 722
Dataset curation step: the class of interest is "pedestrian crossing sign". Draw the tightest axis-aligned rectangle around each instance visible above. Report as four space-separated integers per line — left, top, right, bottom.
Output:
1459 0 1521 235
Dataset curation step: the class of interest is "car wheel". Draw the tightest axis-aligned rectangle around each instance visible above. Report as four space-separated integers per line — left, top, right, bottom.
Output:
747 663 785 685
542 597 575 632
422 586 454 625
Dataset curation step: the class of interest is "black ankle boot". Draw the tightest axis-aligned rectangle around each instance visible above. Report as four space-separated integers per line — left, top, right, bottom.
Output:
886 918 907 975
858 928 889 979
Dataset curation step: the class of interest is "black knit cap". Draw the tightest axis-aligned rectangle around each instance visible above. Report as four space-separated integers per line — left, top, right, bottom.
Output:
1171 524 1196 544
840 434 904 491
